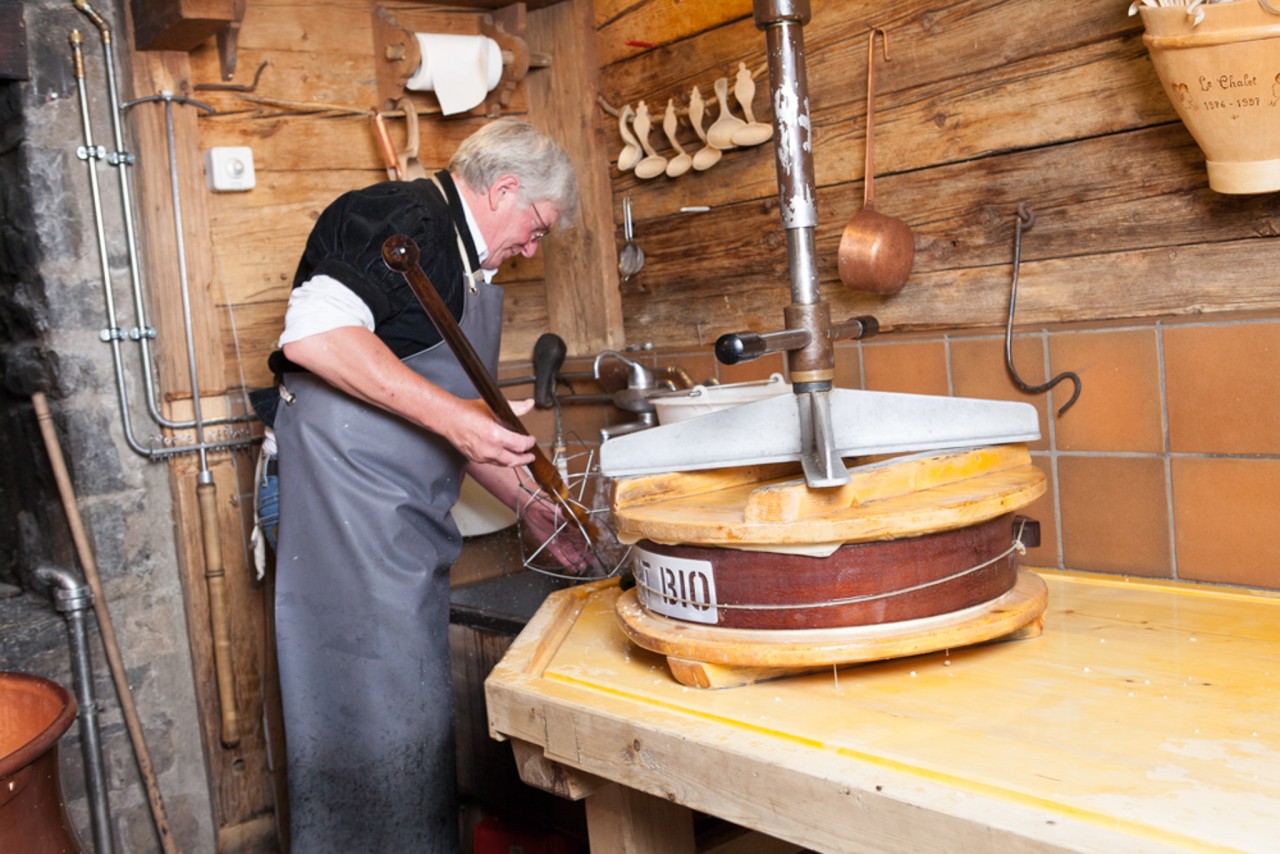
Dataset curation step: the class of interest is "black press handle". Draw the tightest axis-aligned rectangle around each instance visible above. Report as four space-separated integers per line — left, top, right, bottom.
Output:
532 332 567 409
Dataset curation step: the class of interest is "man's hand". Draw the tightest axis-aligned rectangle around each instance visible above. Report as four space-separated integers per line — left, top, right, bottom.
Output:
443 398 537 467
518 490 599 575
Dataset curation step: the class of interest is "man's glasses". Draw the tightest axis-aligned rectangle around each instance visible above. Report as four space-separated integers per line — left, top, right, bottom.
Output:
529 202 552 243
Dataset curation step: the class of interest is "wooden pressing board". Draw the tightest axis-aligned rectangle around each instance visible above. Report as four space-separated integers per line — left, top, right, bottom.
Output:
611 444 1046 546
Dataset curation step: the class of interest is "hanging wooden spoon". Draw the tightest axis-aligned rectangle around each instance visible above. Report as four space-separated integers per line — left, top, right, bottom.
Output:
394 97 428 180
617 104 641 172
631 101 668 179
838 28 914 295
689 86 722 171
705 77 746 150
730 62 772 147
663 99 692 177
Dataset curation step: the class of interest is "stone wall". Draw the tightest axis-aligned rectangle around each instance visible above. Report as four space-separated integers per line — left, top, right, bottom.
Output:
0 1 215 850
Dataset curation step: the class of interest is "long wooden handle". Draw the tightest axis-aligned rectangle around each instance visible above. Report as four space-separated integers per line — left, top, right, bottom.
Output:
33 392 179 854
381 235 591 532
198 479 241 748
863 28 889 209
734 62 757 124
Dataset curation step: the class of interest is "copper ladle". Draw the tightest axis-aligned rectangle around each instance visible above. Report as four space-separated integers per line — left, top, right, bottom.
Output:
837 27 914 295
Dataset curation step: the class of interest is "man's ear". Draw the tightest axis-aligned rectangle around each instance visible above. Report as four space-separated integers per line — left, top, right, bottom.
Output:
488 174 522 210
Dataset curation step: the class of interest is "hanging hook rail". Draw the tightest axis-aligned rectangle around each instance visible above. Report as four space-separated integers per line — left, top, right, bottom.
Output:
1004 203 1081 416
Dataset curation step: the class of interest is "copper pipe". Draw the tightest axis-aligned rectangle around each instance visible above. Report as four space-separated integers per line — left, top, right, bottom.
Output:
372 112 404 180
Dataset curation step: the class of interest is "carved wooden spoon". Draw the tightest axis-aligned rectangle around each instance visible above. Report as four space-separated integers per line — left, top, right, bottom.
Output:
730 62 773 147
663 99 692 177
617 104 641 172
689 86 722 171
631 101 668 179
706 77 746 150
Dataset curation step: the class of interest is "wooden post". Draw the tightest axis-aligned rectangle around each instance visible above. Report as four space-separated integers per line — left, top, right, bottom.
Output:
585 783 696 854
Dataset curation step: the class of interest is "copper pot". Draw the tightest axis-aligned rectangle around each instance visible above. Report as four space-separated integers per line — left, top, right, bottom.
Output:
0 672 83 854
838 28 914 295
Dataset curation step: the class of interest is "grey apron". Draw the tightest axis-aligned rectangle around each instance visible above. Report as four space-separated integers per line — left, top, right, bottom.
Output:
274 272 502 853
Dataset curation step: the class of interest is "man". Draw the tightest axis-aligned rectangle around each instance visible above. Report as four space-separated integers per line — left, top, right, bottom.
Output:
268 118 579 851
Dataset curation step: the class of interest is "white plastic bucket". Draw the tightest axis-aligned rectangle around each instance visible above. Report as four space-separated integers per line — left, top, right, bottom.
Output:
653 373 789 424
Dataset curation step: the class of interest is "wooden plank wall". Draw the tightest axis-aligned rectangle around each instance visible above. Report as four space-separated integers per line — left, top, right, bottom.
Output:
140 1 614 846
128 0 1277 845
593 0 1280 350
192 0 620 392
122 14 279 851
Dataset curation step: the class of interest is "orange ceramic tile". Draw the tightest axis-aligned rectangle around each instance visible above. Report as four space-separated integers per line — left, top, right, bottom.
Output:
950 336 1050 451
1048 328 1163 453
497 361 530 383
1022 454 1059 568
1057 455 1171 577
554 356 604 401
658 350 719 388
522 405 557 444
1164 321 1280 454
1171 457 1280 589
559 401 612 447
717 352 787 385
561 355 598 376
861 339 949 395
833 342 863 389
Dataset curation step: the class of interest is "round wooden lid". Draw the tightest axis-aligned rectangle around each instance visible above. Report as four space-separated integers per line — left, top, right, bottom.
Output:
611 444 1045 547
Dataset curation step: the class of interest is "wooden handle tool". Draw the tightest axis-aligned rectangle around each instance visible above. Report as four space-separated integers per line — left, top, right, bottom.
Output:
197 478 240 748
33 392 179 854
381 235 595 537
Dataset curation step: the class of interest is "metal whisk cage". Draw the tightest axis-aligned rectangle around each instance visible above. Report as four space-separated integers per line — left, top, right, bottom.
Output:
512 443 631 581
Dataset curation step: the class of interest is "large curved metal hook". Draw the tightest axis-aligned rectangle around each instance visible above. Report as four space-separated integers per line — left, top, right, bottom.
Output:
1005 202 1082 416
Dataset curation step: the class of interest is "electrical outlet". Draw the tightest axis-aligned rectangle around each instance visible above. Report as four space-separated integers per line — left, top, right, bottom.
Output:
204 146 256 192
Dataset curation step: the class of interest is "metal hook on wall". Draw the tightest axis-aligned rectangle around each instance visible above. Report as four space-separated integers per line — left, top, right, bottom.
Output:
1004 202 1082 416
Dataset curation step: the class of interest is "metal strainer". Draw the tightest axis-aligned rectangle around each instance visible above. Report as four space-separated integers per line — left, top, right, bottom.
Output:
619 196 644 281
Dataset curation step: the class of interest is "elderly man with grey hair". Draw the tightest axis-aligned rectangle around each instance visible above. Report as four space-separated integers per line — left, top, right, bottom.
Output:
264 118 579 852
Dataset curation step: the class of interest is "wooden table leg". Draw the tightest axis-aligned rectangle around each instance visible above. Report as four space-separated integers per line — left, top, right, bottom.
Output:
585 783 696 854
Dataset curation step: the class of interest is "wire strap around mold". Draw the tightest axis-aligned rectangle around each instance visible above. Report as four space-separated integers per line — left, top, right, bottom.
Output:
635 520 1031 613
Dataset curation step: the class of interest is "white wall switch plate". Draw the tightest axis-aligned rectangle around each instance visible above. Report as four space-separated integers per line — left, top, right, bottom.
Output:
205 146 256 192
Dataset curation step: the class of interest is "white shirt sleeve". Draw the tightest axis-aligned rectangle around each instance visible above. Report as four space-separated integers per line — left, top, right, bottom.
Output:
277 274 376 347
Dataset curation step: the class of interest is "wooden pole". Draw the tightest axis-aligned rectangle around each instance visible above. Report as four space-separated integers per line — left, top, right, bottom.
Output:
198 478 240 748
32 392 179 854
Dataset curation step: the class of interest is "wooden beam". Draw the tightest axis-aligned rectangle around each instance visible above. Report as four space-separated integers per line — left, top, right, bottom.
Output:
525 0 624 355
123 5 277 841
584 783 696 854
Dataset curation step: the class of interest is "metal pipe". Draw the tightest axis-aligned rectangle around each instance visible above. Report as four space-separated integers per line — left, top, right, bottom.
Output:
122 89 243 746
70 31 256 462
35 565 115 854
73 0 254 432
752 0 847 486
70 29 154 460
162 91 215 475
754 0 820 309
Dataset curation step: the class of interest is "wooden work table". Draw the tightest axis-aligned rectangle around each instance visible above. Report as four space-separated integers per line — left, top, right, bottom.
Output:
484 569 1280 853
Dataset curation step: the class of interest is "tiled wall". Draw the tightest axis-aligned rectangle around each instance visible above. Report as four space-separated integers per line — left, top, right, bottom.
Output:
502 312 1280 592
